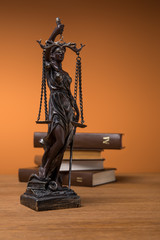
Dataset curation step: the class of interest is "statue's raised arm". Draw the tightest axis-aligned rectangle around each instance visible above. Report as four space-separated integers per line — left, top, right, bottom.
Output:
48 17 64 41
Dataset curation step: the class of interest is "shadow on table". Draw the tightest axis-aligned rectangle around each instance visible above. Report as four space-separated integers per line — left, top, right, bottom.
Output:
116 174 145 184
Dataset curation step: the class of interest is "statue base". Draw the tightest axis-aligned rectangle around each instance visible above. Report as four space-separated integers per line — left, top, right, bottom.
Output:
20 174 81 211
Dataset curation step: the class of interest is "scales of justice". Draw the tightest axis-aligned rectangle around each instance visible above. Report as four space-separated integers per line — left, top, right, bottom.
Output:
20 18 87 211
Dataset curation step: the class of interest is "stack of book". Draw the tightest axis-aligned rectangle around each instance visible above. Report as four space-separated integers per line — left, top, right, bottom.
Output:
18 132 123 187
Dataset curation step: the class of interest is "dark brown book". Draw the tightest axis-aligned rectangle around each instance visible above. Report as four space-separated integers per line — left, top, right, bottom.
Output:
18 167 116 186
34 132 123 149
62 169 117 187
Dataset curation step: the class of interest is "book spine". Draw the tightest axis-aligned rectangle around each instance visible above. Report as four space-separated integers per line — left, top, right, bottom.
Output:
34 132 123 149
61 169 116 187
18 168 116 186
34 155 105 167
61 171 93 186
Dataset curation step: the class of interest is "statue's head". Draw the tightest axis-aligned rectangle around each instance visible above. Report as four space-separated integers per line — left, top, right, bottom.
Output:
50 46 66 62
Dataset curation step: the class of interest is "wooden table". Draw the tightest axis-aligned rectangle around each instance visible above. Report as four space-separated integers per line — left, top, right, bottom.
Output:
0 173 160 240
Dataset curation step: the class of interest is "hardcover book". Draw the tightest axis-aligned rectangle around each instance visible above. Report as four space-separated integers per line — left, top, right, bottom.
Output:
34 156 105 171
62 169 116 187
34 132 123 149
18 167 116 187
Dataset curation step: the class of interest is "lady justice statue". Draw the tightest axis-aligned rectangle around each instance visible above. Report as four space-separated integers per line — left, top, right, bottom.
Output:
20 18 86 211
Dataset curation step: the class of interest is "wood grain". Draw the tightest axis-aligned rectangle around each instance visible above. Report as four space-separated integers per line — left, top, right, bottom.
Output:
0 173 160 240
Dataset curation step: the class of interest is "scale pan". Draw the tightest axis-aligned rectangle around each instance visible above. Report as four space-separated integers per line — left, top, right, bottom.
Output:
71 121 87 128
36 121 52 124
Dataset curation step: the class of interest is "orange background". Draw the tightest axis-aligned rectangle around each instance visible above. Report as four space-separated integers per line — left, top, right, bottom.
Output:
0 0 160 174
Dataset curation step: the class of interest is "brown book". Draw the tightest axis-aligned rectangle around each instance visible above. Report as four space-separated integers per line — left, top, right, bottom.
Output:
63 150 103 159
34 155 105 171
34 132 123 149
34 149 103 165
61 169 117 187
18 167 116 187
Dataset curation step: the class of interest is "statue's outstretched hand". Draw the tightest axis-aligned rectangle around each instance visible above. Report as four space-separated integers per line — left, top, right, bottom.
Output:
73 109 79 122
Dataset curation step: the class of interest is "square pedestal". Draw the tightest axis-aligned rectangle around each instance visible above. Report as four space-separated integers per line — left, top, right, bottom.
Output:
20 191 81 211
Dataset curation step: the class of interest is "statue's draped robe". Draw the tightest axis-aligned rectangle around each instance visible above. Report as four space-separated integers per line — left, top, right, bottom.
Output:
43 66 74 179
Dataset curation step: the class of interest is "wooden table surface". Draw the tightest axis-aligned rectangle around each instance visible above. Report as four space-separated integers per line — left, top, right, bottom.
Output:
0 173 160 240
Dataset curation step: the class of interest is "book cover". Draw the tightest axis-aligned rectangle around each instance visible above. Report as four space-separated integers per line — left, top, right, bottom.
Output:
34 156 105 171
61 169 117 187
18 167 116 187
34 132 123 149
